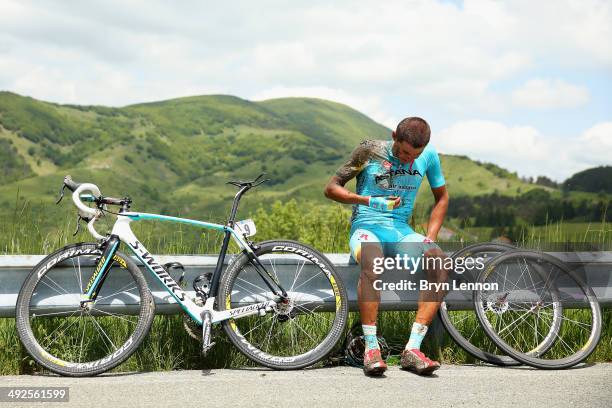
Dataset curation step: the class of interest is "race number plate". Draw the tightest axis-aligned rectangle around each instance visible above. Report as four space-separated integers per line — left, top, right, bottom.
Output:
235 219 257 237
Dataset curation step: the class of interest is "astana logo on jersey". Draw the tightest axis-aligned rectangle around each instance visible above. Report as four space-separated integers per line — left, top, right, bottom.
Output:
374 161 423 190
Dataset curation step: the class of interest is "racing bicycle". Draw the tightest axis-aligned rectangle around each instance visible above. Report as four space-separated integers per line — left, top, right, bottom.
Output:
15 174 349 376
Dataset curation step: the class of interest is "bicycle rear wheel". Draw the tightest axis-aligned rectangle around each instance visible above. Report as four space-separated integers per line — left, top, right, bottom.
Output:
474 251 602 369
15 243 155 376
218 240 348 369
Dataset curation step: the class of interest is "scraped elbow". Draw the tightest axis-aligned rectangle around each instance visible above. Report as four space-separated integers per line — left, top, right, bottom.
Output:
323 184 332 199
324 181 337 199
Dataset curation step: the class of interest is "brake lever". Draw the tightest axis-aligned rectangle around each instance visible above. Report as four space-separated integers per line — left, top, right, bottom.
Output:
56 185 67 204
73 214 94 236
73 215 82 236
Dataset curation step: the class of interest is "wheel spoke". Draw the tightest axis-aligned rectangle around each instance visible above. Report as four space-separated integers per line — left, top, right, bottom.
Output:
90 307 138 325
87 312 117 351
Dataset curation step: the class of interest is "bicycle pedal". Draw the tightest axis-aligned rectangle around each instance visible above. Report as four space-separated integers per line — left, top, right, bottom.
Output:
202 342 216 356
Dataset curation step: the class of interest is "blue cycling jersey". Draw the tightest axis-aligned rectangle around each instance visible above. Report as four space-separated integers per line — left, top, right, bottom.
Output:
335 140 445 229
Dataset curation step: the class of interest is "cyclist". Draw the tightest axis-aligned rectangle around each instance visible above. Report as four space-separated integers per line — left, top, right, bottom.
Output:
324 117 449 376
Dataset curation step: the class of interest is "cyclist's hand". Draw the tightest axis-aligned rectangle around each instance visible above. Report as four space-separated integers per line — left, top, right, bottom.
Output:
368 196 401 211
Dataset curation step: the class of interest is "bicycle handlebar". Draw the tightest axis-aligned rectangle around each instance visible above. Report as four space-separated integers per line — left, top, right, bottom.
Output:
62 175 81 193
61 175 105 240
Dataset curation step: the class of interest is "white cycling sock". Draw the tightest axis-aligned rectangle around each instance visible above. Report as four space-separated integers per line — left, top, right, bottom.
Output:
362 324 379 351
406 322 428 350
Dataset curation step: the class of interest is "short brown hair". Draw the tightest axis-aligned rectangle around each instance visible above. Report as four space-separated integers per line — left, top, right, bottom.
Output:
395 117 431 148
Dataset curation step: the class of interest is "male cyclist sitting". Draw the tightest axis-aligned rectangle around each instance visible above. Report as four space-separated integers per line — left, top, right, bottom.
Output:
324 117 449 376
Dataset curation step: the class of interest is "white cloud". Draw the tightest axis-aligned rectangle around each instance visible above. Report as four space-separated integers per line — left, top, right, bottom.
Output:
435 120 611 181
435 120 556 178
512 78 590 109
571 122 612 167
0 0 608 112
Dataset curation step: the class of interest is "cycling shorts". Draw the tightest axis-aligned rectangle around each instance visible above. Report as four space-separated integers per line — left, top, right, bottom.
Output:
349 223 437 266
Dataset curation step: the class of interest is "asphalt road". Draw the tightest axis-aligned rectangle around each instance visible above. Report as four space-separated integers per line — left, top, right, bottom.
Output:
1 364 610 408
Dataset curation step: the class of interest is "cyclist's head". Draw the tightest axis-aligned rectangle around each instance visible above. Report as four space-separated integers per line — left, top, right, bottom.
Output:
392 117 430 163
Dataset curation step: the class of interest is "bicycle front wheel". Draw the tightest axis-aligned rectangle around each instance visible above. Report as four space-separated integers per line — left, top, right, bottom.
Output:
218 240 348 369
15 242 155 376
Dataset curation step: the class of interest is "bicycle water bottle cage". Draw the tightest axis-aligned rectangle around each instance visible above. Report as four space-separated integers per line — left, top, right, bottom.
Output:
193 273 213 301
164 262 186 288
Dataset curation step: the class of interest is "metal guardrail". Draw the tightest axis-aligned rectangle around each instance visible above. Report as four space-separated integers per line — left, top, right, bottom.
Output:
1 252 611 317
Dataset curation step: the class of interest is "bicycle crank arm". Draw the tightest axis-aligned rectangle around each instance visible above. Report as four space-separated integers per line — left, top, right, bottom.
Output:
201 310 215 356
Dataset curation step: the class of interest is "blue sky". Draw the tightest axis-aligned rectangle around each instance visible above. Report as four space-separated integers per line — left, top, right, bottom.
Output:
0 0 610 181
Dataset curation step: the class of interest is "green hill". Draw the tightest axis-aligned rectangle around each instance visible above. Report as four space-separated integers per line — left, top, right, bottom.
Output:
0 92 604 229
563 166 612 194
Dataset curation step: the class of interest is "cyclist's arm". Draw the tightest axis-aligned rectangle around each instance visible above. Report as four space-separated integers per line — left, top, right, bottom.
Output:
426 185 449 241
324 175 370 205
425 148 448 241
324 140 372 206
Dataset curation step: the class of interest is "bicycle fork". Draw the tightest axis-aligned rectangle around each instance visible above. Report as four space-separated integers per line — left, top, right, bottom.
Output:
81 235 121 308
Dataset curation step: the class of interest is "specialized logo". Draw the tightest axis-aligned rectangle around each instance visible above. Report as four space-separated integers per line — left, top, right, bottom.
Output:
84 255 106 294
228 303 265 317
112 255 127 269
129 240 186 301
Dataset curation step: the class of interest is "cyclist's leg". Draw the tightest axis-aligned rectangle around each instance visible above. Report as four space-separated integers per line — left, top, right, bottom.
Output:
350 226 389 375
349 227 384 326
395 228 446 373
397 229 449 325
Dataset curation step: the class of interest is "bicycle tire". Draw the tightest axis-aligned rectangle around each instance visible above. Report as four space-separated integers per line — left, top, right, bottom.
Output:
438 243 519 365
15 242 155 376
218 240 349 369
473 250 602 369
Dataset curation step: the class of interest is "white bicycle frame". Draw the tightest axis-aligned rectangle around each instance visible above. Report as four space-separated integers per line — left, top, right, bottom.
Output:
72 183 278 325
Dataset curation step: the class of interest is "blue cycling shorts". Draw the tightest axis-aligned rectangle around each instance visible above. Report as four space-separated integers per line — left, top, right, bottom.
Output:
349 223 436 265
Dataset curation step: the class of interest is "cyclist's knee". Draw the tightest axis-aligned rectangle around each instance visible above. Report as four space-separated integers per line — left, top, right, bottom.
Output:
424 248 450 283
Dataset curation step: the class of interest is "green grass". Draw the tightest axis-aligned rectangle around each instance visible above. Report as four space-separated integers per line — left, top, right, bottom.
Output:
459 220 612 246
